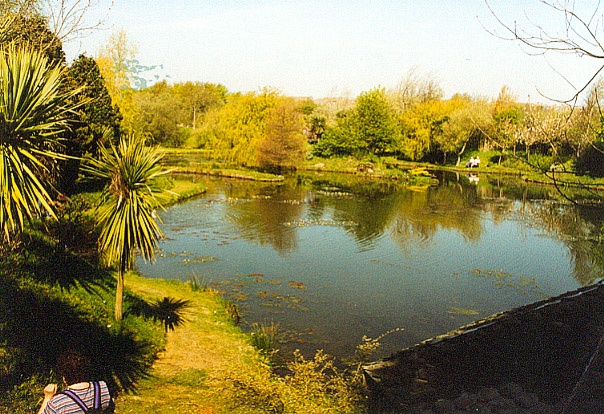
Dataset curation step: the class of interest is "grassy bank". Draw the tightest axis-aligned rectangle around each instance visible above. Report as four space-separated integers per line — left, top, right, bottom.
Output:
117 275 365 413
0 236 165 413
159 175 209 205
116 273 267 413
159 148 285 182
159 147 604 192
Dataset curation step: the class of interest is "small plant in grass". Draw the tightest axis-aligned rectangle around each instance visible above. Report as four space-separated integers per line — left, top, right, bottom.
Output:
223 374 286 414
187 273 209 292
1 373 52 413
223 300 240 326
249 321 280 360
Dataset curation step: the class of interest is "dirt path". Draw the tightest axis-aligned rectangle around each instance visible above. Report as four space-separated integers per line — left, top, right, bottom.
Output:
115 275 264 414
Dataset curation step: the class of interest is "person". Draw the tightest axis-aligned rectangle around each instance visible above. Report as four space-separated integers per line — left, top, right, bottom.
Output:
38 350 115 414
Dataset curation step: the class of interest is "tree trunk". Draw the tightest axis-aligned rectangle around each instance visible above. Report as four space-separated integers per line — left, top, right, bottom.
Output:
115 258 126 321
456 139 469 167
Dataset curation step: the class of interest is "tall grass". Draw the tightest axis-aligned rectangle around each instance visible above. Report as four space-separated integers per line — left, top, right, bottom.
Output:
187 273 209 292
249 321 280 360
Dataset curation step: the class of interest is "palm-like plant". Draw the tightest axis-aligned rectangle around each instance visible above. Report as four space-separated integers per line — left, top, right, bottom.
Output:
0 15 12 43
0 44 82 243
82 133 167 321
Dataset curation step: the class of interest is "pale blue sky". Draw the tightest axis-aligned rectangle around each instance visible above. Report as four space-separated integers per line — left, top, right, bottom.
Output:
64 0 603 103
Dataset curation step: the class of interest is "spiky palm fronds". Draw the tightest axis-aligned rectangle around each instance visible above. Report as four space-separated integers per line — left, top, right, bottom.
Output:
150 297 190 332
0 14 12 43
82 133 167 320
84 134 166 266
0 44 82 242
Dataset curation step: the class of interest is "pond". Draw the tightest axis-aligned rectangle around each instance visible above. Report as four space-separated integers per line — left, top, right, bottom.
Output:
136 171 604 361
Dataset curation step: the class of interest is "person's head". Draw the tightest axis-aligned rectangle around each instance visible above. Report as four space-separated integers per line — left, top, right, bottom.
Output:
56 350 91 385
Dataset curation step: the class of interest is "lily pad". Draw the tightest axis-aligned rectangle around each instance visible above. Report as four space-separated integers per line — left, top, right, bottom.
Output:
447 307 480 316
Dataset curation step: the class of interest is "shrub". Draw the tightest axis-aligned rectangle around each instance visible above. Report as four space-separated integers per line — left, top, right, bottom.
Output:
37 194 98 260
283 349 364 413
575 142 604 177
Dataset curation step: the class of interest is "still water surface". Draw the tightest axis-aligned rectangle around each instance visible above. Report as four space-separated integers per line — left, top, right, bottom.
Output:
137 172 603 360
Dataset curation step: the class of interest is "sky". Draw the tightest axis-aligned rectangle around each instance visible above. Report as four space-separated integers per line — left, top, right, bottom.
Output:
62 0 604 103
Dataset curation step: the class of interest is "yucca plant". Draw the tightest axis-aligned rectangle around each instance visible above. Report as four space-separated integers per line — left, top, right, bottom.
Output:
82 133 168 320
0 14 12 44
0 44 82 244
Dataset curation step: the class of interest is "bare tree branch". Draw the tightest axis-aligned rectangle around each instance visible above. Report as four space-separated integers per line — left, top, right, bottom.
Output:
484 0 604 104
1 0 115 43
40 0 114 42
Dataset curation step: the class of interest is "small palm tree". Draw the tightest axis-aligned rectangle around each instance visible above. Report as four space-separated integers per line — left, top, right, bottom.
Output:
0 44 82 244
82 133 167 320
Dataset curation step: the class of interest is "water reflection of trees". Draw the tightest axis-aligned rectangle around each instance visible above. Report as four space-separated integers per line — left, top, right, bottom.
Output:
303 176 403 247
220 174 505 251
460 173 604 285
483 175 560 201
217 174 604 284
391 179 485 246
527 203 604 285
222 182 305 254
300 175 490 248
329 195 401 246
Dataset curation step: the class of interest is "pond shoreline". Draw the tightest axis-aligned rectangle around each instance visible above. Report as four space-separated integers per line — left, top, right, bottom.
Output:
169 157 604 200
363 282 604 413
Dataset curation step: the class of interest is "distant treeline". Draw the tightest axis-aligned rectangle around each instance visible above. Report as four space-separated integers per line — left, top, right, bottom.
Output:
123 78 604 176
